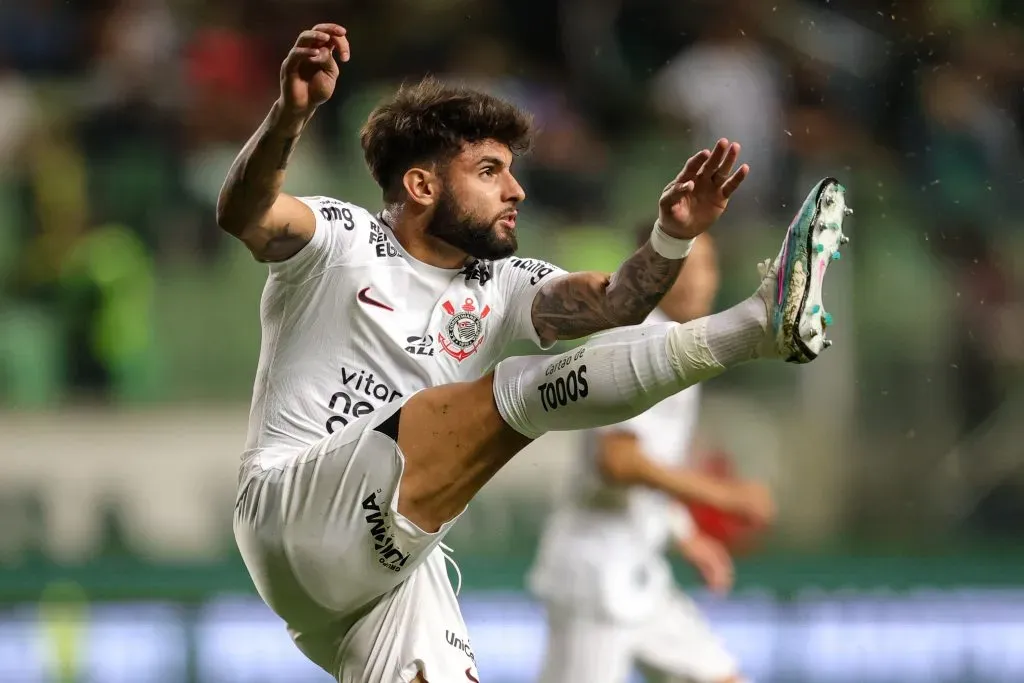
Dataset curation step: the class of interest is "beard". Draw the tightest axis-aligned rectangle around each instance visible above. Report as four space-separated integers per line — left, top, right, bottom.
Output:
425 186 517 261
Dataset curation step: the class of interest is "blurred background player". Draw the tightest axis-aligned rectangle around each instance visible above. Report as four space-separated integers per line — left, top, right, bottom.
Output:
529 230 774 683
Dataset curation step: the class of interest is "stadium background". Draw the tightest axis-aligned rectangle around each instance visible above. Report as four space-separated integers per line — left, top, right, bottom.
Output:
1 0 1023 681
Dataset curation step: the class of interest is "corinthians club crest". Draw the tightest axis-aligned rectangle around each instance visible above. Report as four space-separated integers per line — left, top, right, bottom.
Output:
439 297 491 362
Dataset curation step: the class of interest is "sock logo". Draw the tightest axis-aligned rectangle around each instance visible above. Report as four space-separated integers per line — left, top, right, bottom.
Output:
545 348 585 376
537 364 588 412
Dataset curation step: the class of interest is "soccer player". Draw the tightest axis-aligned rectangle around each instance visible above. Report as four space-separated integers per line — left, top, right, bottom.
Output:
220 23 850 683
529 232 773 683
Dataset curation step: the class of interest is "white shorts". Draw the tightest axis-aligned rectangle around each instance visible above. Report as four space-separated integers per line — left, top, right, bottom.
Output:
538 588 739 683
233 398 480 682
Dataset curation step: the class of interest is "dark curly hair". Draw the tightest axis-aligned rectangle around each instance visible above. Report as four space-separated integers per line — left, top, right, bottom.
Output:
360 76 534 201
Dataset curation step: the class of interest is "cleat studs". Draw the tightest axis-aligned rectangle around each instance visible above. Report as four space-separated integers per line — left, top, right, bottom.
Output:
823 312 833 326
829 221 841 230
811 304 821 314
840 235 850 245
844 207 853 216
831 251 841 261
815 243 825 253
823 339 833 348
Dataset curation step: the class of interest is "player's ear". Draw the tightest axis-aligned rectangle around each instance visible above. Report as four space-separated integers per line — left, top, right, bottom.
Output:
402 166 439 207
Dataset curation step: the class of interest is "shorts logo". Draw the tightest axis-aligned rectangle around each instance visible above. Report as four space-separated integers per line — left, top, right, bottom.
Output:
439 297 491 362
362 491 410 572
446 630 476 663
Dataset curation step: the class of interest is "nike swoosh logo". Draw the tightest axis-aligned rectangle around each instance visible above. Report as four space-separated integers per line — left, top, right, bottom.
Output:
357 287 394 312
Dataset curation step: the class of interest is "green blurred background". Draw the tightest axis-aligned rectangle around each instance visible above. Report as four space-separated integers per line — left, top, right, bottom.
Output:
0 0 1022 681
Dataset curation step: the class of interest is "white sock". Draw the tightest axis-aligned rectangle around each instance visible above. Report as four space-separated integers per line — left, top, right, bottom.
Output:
705 293 773 364
493 302 767 439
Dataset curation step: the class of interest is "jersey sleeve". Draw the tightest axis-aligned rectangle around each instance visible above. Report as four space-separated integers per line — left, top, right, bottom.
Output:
495 256 568 349
267 196 359 280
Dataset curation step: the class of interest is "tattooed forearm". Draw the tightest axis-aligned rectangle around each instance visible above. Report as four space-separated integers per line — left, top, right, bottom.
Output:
216 101 310 238
531 241 684 341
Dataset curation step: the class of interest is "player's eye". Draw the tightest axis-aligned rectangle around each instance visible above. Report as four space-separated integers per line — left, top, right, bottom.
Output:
480 166 496 177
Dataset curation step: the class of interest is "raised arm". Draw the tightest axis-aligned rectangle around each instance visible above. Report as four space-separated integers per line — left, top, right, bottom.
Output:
216 24 350 262
531 139 747 342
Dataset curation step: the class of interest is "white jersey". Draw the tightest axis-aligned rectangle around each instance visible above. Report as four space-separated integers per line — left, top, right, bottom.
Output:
240 196 565 484
529 309 702 620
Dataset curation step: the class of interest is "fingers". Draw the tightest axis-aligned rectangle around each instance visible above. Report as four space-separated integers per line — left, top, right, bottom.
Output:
333 33 350 62
296 29 332 48
718 141 741 178
284 30 331 69
675 149 711 183
312 24 351 63
293 25 350 63
659 179 695 207
721 163 750 198
285 46 331 69
705 556 734 594
312 23 346 36
714 546 735 593
698 138 731 177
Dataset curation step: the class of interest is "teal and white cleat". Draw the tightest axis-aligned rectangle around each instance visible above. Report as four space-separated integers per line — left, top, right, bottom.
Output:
758 178 850 363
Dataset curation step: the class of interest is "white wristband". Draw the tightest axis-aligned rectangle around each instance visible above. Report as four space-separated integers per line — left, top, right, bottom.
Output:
650 221 696 260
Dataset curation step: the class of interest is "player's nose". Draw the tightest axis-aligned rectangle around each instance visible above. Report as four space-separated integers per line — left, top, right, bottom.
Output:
504 174 526 203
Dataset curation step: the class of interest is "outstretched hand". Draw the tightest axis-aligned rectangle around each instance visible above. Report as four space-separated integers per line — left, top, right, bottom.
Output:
658 138 749 239
279 23 350 116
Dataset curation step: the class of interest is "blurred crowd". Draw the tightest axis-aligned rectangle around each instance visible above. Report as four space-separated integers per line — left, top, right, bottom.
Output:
0 0 1021 534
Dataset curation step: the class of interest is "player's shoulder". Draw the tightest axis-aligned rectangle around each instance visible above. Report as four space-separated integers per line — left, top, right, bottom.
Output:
294 195 398 259
492 255 564 287
297 195 376 229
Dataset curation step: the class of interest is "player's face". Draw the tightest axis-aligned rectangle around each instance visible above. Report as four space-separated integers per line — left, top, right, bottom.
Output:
661 235 719 323
426 140 526 260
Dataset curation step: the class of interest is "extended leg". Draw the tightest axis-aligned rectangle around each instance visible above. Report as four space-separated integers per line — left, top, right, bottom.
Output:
398 302 744 531
395 179 850 533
